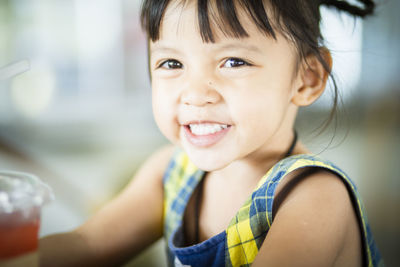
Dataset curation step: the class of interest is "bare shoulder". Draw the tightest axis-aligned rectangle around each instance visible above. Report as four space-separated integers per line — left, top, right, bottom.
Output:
143 143 176 170
128 143 176 186
276 168 354 215
253 169 362 267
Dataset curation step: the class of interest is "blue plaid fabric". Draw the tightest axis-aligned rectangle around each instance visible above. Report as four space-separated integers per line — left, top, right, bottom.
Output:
162 149 384 267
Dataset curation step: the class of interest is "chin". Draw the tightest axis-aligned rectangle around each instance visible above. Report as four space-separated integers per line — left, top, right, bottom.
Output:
184 148 231 172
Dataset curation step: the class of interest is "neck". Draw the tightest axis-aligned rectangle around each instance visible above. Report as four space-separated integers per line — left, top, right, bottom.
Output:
210 133 307 184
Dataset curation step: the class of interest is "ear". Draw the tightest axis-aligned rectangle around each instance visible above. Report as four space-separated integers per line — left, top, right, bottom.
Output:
291 48 332 107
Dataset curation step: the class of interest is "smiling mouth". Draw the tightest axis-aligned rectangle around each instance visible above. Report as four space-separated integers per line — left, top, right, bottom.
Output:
182 122 232 147
187 123 230 135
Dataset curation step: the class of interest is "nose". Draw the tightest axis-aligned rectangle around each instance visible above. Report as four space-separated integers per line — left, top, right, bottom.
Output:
180 79 221 107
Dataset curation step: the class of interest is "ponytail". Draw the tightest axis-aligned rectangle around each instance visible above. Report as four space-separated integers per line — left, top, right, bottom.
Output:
320 0 375 17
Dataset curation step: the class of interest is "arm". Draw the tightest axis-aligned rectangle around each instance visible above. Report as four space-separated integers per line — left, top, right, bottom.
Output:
39 145 175 267
252 170 362 267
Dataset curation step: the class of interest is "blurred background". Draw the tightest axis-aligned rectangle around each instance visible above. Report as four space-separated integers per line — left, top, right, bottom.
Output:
0 0 398 266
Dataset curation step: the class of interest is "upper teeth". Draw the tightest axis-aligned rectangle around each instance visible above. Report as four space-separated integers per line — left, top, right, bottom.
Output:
189 123 228 135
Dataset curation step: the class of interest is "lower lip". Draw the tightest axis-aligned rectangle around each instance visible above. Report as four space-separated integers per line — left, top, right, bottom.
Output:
183 125 231 147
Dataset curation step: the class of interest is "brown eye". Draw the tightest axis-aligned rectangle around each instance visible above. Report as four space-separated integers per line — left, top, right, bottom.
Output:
159 59 183 69
223 58 251 68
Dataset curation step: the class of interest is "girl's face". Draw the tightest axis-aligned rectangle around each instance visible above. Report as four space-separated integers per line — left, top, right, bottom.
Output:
150 2 302 171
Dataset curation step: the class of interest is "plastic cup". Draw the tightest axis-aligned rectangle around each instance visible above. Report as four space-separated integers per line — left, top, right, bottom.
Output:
0 171 54 266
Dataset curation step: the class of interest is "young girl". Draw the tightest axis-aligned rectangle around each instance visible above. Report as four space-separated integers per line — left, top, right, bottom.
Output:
40 0 383 266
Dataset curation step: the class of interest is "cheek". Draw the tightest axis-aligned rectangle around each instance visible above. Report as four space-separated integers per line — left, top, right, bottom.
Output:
152 88 179 142
230 88 289 136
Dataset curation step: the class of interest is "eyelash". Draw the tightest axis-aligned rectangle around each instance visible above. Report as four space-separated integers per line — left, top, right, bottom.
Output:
157 59 183 70
156 57 252 70
222 58 252 68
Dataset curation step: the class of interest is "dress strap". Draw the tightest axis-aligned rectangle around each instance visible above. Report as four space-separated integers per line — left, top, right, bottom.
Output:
225 154 382 267
163 149 205 242
271 167 321 221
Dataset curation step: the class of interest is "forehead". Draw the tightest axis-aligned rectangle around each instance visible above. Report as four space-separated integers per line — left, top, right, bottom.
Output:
156 0 273 44
150 0 298 58
160 1 197 39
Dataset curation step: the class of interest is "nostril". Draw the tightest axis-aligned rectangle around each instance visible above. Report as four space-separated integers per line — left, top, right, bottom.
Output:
180 82 221 106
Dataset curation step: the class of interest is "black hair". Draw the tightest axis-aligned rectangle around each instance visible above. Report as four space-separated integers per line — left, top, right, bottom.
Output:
140 0 375 132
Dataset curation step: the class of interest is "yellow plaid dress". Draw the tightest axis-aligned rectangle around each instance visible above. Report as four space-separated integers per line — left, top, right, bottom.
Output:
163 149 383 267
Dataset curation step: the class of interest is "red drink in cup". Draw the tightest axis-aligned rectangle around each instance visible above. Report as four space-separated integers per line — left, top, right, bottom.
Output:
0 171 53 266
